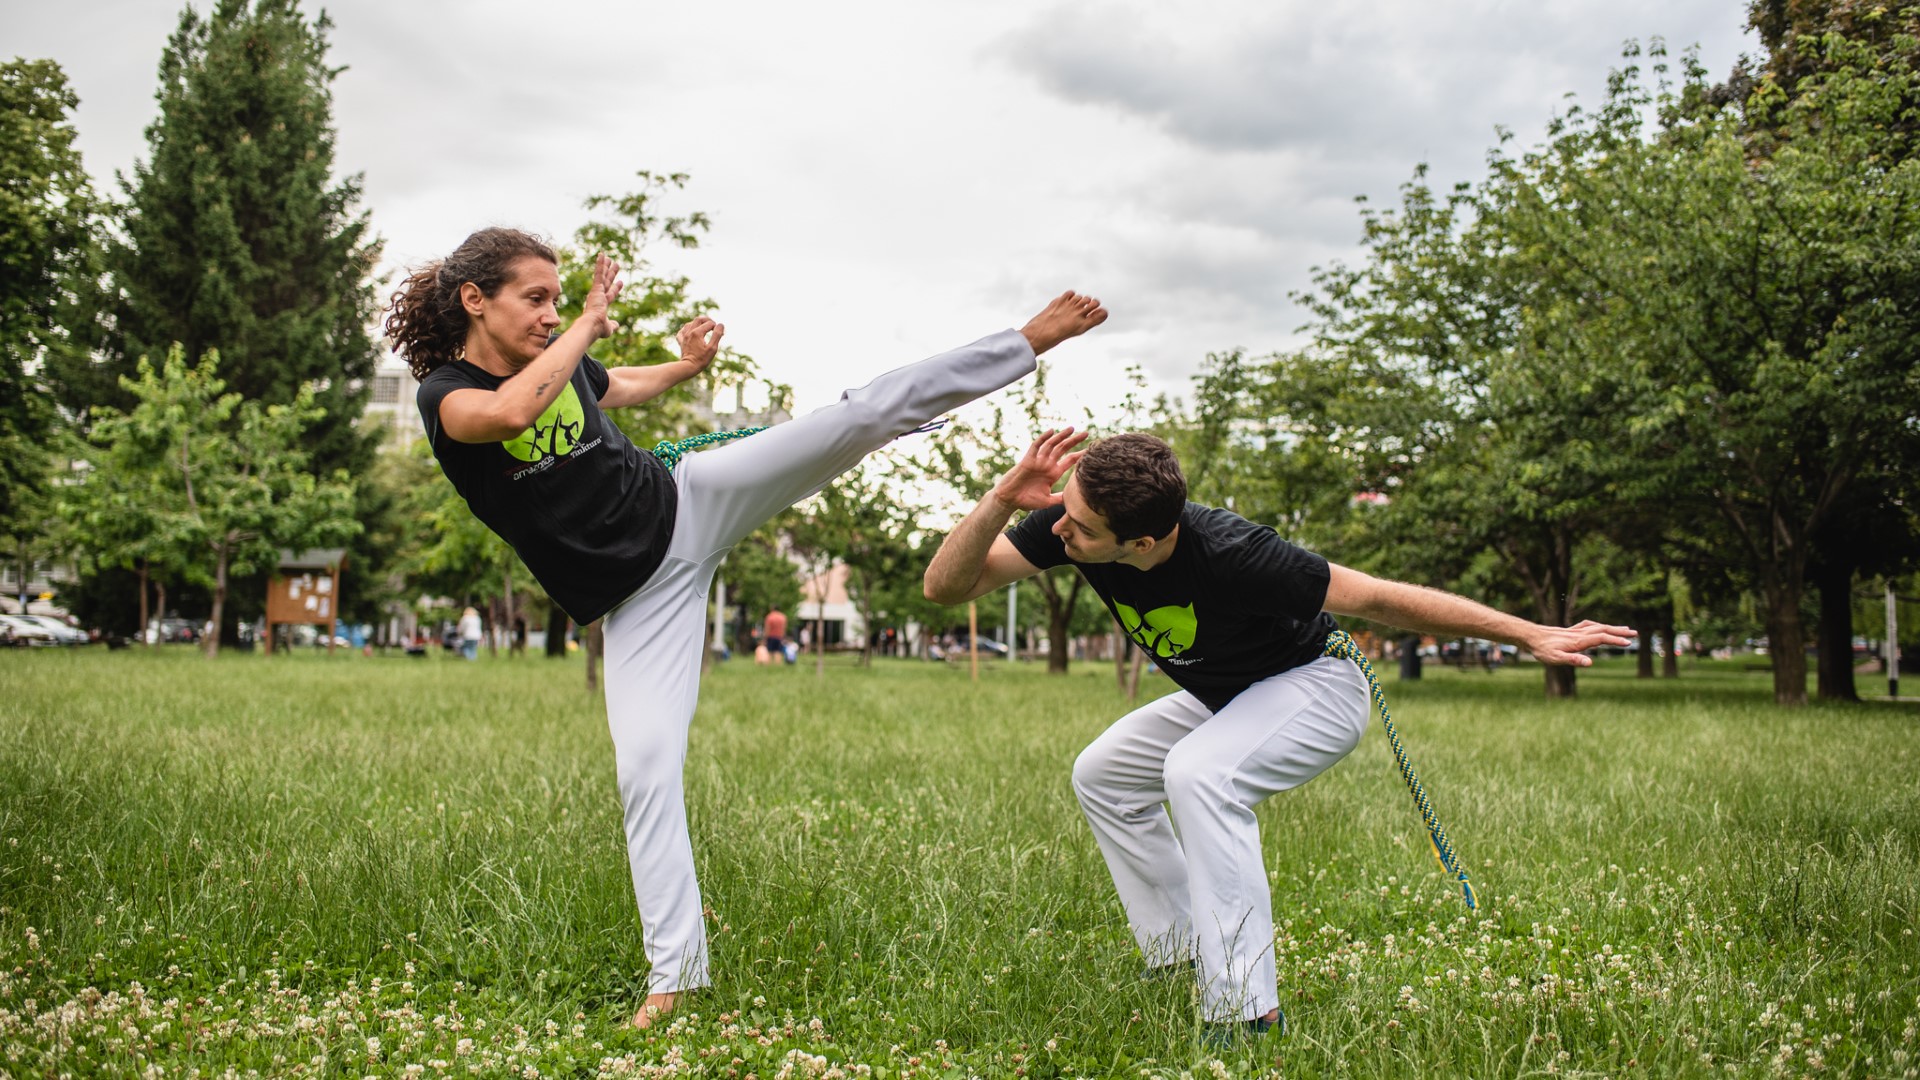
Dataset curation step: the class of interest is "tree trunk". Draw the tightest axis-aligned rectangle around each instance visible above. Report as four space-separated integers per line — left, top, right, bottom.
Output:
1636 613 1656 679
1038 568 1080 674
1114 615 1131 690
585 619 604 690
1127 647 1147 700
503 568 517 659
814 611 825 678
1397 634 1422 680
154 580 167 645
137 559 151 649
1814 558 1858 702
1544 664 1576 698
546 600 569 657
1762 578 1810 707
204 546 227 658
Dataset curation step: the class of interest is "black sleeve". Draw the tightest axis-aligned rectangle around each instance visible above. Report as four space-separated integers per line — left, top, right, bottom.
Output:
1005 504 1073 570
580 355 610 401
415 366 474 448
1224 525 1330 623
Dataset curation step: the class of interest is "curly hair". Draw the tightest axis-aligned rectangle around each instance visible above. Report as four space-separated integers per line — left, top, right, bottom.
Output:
1075 433 1187 542
385 227 557 379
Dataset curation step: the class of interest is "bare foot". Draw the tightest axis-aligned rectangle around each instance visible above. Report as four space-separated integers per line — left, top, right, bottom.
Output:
1019 291 1108 355
632 991 681 1029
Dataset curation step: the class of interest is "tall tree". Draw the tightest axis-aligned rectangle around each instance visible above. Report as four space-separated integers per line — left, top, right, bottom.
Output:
1 59 98 578
67 0 380 475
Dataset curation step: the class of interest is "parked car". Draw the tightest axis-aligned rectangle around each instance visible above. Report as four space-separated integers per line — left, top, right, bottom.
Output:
0 614 61 646
947 634 1011 658
145 617 202 644
16 614 88 645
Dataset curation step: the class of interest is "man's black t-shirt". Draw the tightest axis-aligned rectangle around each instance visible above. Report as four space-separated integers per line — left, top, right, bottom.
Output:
1007 502 1338 712
416 357 675 625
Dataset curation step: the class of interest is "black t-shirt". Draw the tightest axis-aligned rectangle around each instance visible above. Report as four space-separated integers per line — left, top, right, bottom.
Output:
416 357 676 624
1007 502 1338 712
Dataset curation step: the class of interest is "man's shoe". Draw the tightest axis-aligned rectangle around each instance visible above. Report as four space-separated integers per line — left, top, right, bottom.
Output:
1201 1009 1286 1049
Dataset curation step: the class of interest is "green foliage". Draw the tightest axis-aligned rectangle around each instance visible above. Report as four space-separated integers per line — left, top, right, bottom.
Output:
63 345 359 654
71 0 381 479
555 171 786 448
0 58 97 532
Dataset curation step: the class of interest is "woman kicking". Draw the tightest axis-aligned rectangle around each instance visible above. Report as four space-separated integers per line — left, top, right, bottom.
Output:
386 227 1105 1027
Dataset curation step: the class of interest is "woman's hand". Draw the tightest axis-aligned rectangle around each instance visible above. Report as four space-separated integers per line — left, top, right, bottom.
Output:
676 316 725 372
580 254 625 339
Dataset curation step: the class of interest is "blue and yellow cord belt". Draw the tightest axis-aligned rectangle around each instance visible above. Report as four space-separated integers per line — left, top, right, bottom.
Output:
1323 630 1478 910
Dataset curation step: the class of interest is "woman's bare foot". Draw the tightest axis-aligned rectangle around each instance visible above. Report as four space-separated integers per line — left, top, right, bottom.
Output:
1019 291 1108 355
632 991 681 1029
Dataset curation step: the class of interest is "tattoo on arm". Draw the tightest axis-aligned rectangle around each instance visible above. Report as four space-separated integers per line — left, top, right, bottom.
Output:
533 371 559 399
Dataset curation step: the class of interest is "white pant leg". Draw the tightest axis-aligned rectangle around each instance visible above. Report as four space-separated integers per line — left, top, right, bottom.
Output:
668 328 1036 560
1071 690 1213 967
599 328 1037 995
1075 657 1369 1022
1169 657 1369 1021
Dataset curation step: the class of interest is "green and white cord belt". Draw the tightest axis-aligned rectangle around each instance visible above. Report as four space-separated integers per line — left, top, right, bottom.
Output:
1322 629 1478 910
650 427 767 469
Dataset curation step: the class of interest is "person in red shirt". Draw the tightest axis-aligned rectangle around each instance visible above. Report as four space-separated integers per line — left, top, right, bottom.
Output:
759 608 789 666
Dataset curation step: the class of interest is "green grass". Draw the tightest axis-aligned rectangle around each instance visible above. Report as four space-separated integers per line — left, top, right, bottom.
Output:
1 647 1916 1078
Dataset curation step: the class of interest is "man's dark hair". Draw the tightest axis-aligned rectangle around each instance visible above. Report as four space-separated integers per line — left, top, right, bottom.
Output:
1075 433 1186 541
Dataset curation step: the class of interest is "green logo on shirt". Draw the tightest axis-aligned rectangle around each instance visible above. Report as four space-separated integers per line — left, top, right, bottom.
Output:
1114 601 1197 659
502 384 585 463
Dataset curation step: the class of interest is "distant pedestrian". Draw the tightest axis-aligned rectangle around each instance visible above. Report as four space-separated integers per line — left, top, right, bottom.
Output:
758 608 789 667
457 606 482 661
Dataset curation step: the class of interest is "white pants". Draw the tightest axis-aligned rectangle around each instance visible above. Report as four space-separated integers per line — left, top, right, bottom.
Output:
1071 656 1370 1021
599 329 1037 994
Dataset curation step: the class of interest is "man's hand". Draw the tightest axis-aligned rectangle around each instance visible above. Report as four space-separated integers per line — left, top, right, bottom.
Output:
993 427 1089 511
1524 620 1637 666
581 254 625 340
676 315 724 373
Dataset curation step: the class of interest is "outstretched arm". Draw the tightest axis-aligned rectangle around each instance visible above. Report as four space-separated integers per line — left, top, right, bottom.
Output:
1323 563 1634 666
923 427 1086 605
599 316 723 410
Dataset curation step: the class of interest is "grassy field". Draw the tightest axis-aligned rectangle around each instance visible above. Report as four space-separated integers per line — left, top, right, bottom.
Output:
1 647 1916 1079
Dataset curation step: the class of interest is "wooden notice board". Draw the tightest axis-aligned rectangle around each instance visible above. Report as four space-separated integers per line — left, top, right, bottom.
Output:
264 550 344 654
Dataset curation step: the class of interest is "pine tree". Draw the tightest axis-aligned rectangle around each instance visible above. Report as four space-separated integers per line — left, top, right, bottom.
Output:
83 0 380 475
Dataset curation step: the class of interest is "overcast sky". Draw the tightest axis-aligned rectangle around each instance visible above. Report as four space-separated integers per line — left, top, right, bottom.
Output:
11 0 1756 421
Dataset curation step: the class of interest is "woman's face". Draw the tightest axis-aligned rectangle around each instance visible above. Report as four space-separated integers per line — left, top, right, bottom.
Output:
466 256 562 367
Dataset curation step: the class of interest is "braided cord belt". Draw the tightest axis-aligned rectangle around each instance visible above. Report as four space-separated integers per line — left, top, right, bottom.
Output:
1322 629 1478 910
650 426 767 469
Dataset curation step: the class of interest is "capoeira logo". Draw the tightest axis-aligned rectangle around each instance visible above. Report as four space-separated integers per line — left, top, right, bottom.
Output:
1114 600 1197 660
502 384 586 463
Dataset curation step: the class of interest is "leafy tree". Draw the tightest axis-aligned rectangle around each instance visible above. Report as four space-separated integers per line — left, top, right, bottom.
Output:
1 59 98 572
717 521 802 653
68 346 359 656
1507 47 1920 705
555 171 783 448
60 0 380 477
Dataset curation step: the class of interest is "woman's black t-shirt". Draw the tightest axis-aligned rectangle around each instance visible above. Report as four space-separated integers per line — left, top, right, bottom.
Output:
1007 502 1337 712
416 357 675 624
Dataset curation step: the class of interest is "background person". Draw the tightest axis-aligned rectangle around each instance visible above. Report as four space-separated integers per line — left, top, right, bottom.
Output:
922 429 1631 1040
759 608 789 666
456 606 482 661
387 226 1106 1028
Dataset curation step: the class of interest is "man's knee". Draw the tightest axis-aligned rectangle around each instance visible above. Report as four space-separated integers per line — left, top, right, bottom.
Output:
1071 740 1120 802
1162 741 1234 810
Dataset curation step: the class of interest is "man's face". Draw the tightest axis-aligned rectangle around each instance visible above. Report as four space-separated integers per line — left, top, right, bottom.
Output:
1053 476 1129 563
470 256 562 367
